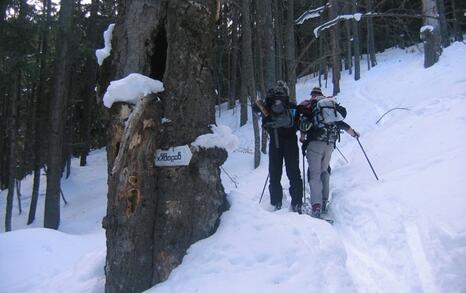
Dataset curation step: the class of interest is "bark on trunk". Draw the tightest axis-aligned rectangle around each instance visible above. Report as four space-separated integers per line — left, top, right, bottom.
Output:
329 0 341 95
451 0 463 42
421 0 441 68
284 0 296 102
352 0 361 81
228 15 238 109
436 0 449 48
5 72 19 232
366 0 377 68
240 0 252 127
28 0 51 225
102 1 228 292
273 0 284 81
44 0 74 229
80 0 99 167
258 0 276 90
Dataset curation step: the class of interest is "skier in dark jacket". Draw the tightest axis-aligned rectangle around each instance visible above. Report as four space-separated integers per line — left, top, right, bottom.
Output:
254 81 303 213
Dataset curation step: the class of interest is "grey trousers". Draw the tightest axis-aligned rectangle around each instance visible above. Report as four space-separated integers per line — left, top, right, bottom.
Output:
306 140 333 207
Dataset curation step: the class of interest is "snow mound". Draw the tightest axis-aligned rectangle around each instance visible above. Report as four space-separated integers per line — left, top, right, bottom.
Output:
0 228 105 293
192 125 239 153
95 23 115 66
103 73 164 108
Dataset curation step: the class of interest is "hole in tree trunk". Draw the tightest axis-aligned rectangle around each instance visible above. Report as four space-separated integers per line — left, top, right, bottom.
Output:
150 26 167 81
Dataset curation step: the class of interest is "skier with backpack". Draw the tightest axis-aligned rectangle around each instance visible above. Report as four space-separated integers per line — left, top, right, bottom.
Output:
298 87 359 219
253 81 303 213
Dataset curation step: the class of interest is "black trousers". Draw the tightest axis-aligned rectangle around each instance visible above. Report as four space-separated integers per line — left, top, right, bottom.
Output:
268 132 303 206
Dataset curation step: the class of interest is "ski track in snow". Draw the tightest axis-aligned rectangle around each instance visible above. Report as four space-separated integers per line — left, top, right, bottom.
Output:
1 43 466 293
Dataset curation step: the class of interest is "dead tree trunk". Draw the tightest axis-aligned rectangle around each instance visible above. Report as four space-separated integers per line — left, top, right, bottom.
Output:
101 1 228 292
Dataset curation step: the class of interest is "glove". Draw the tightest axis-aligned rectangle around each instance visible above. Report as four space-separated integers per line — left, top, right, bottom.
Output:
351 129 360 138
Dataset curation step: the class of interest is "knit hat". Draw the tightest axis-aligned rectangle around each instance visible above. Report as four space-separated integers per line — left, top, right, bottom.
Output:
310 87 323 96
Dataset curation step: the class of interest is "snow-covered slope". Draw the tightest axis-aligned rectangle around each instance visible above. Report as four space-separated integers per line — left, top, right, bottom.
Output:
1 42 465 293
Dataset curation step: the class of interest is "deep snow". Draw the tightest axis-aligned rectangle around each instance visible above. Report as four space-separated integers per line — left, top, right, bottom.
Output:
1 42 466 293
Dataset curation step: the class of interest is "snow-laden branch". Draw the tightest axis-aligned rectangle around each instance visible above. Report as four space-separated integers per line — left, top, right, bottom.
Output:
96 23 115 66
313 13 362 38
295 4 328 25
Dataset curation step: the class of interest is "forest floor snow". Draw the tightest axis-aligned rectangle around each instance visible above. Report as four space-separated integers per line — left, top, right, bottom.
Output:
1 42 466 293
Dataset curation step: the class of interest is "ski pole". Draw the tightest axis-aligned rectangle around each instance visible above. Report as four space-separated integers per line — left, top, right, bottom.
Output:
259 173 269 203
302 153 306 200
335 146 349 163
356 137 379 181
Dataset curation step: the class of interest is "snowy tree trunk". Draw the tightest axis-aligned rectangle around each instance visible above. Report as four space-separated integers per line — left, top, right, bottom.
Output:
101 1 227 292
421 0 441 68
44 0 74 229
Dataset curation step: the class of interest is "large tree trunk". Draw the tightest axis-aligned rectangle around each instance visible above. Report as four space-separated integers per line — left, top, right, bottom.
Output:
284 0 296 101
421 0 441 68
102 1 228 292
44 0 74 229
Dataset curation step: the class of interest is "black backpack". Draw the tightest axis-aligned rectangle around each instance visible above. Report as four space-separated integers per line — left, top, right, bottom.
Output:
263 87 294 129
